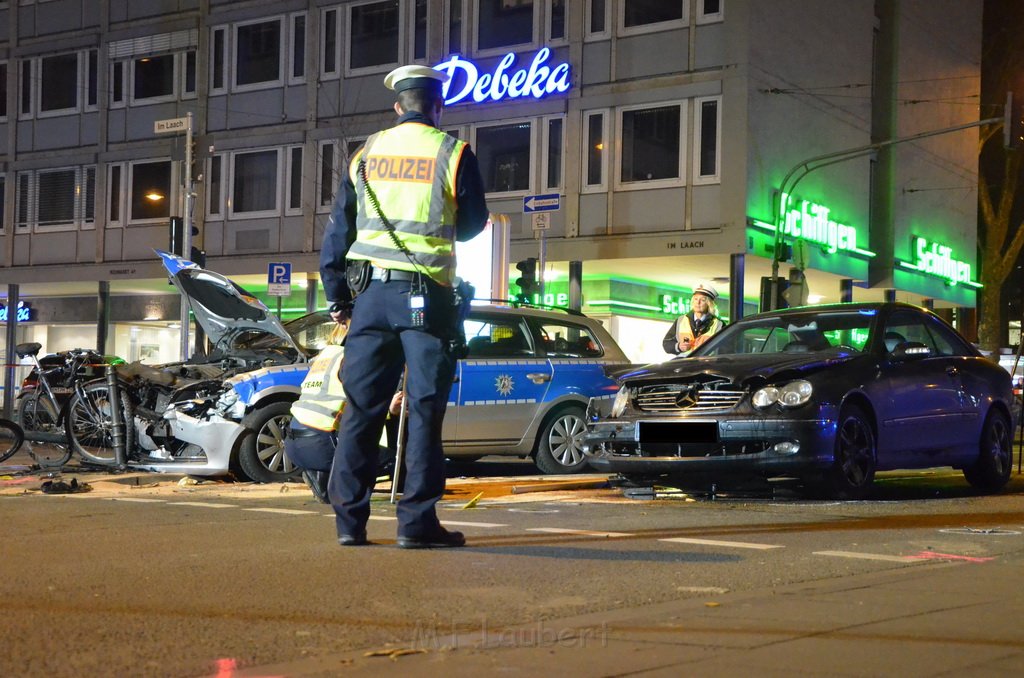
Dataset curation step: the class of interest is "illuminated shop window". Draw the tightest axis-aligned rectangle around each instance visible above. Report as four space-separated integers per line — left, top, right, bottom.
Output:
477 0 536 52
231 149 280 217
618 102 685 187
348 0 400 73
475 121 533 194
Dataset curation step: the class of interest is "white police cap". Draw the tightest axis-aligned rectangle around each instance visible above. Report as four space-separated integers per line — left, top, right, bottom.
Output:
384 65 450 93
692 283 719 301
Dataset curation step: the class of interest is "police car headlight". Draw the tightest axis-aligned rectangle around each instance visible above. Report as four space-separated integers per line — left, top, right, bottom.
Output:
610 387 631 418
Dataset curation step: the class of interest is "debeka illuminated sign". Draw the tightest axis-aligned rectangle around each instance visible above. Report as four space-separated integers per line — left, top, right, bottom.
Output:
434 48 571 105
751 192 874 257
898 236 981 288
0 301 32 322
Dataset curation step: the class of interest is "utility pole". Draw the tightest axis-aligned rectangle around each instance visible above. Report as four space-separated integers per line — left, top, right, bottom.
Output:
180 112 194 361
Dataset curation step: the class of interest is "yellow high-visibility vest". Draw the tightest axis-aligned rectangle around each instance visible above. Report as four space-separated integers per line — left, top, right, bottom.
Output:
289 345 346 432
347 123 466 285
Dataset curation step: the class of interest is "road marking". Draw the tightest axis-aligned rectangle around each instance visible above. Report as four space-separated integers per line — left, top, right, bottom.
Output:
527 528 634 537
438 520 509 528
661 537 783 550
368 515 398 521
908 551 995 563
814 550 916 563
109 497 166 503
242 508 319 515
169 502 238 509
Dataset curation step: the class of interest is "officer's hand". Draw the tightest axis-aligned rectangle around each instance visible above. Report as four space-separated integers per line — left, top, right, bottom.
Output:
329 302 352 324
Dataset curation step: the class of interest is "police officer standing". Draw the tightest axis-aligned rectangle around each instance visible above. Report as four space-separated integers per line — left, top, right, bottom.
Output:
320 64 488 548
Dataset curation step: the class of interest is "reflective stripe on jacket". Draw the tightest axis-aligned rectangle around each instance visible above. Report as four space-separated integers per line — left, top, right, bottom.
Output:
290 345 346 432
346 123 465 285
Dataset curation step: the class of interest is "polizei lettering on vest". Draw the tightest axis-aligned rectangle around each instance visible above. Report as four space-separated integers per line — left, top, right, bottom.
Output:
434 48 571 105
365 156 436 183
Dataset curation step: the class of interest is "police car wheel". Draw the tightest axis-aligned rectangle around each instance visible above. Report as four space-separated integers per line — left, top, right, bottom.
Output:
238 401 302 483
534 405 589 475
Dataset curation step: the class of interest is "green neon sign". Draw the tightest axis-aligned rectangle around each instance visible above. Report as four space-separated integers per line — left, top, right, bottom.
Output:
751 191 875 258
897 236 982 289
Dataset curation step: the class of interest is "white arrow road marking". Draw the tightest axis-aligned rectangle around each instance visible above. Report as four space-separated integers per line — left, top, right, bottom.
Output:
814 550 917 562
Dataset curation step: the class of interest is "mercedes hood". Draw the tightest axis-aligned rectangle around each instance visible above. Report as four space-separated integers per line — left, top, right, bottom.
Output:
157 250 299 353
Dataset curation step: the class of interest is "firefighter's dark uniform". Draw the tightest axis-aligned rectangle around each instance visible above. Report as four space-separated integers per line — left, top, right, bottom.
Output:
319 66 487 547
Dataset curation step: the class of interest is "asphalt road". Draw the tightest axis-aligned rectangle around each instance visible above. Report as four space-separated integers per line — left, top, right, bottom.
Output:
1 461 1023 677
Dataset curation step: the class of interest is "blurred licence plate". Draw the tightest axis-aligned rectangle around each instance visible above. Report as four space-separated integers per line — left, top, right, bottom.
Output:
638 421 718 444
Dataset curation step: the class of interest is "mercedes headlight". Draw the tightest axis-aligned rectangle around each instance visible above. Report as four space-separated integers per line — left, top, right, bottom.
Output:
752 380 812 409
610 387 631 418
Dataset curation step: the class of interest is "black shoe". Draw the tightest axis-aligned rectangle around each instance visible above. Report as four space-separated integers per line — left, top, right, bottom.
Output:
302 470 329 504
396 527 466 549
338 533 368 547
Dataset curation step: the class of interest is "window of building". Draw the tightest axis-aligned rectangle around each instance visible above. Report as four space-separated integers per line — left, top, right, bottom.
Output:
0 62 6 120
318 140 340 210
234 18 282 89
207 155 223 217
586 0 609 38
413 0 428 60
231 149 279 217
14 166 95 231
617 102 685 188
183 51 197 96
619 0 687 35
108 165 122 225
133 54 176 102
582 109 609 192
475 120 533 194
543 116 564 191
39 52 79 114
86 50 98 110
110 61 125 107
211 26 227 94
348 0 400 74
447 0 464 54
694 96 721 183
130 160 173 222
320 8 339 78
549 0 567 42
19 60 32 118
698 0 723 24
0 176 5 233
477 0 536 52
287 146 303 214
291 12 307 83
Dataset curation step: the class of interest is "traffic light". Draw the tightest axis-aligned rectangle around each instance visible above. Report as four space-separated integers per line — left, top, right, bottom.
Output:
514 257 538 302
1004 91 1024 150
169 218 202 263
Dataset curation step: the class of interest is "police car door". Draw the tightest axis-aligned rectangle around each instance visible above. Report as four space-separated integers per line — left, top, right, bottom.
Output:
449 313 552 448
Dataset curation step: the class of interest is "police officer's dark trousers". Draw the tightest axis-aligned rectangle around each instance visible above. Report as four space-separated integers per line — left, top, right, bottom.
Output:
328 277 456 538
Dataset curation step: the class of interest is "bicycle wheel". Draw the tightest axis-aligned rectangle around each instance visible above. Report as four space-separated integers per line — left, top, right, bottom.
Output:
0 418 25 463
16 392 72 467
65 380 135 465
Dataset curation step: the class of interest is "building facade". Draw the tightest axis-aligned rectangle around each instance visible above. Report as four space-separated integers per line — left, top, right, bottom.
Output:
1 0 983 379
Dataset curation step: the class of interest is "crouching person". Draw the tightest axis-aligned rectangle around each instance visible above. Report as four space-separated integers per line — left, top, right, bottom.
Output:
286 323 403 503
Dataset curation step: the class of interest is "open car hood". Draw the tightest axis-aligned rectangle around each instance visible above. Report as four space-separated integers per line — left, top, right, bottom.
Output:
157 250 299 354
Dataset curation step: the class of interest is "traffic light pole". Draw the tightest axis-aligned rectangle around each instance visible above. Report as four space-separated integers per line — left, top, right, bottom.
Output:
538 230 546 299
179 112 194 361
767 115 1002 311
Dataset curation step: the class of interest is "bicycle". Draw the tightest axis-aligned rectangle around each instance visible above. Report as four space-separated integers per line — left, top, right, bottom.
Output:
0 417 26 463
14 342 108 467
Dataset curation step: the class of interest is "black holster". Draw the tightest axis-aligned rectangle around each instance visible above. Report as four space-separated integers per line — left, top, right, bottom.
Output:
345 260 372 298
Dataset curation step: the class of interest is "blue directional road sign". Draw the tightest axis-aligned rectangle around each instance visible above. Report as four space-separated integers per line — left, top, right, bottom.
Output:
267 262 292 297
523 193 561 213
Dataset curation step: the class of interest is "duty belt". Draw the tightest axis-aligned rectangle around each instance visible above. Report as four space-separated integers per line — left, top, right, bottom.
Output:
370 267 419 282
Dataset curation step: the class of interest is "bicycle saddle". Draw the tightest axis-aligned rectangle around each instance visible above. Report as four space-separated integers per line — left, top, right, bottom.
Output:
15 342 42 358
